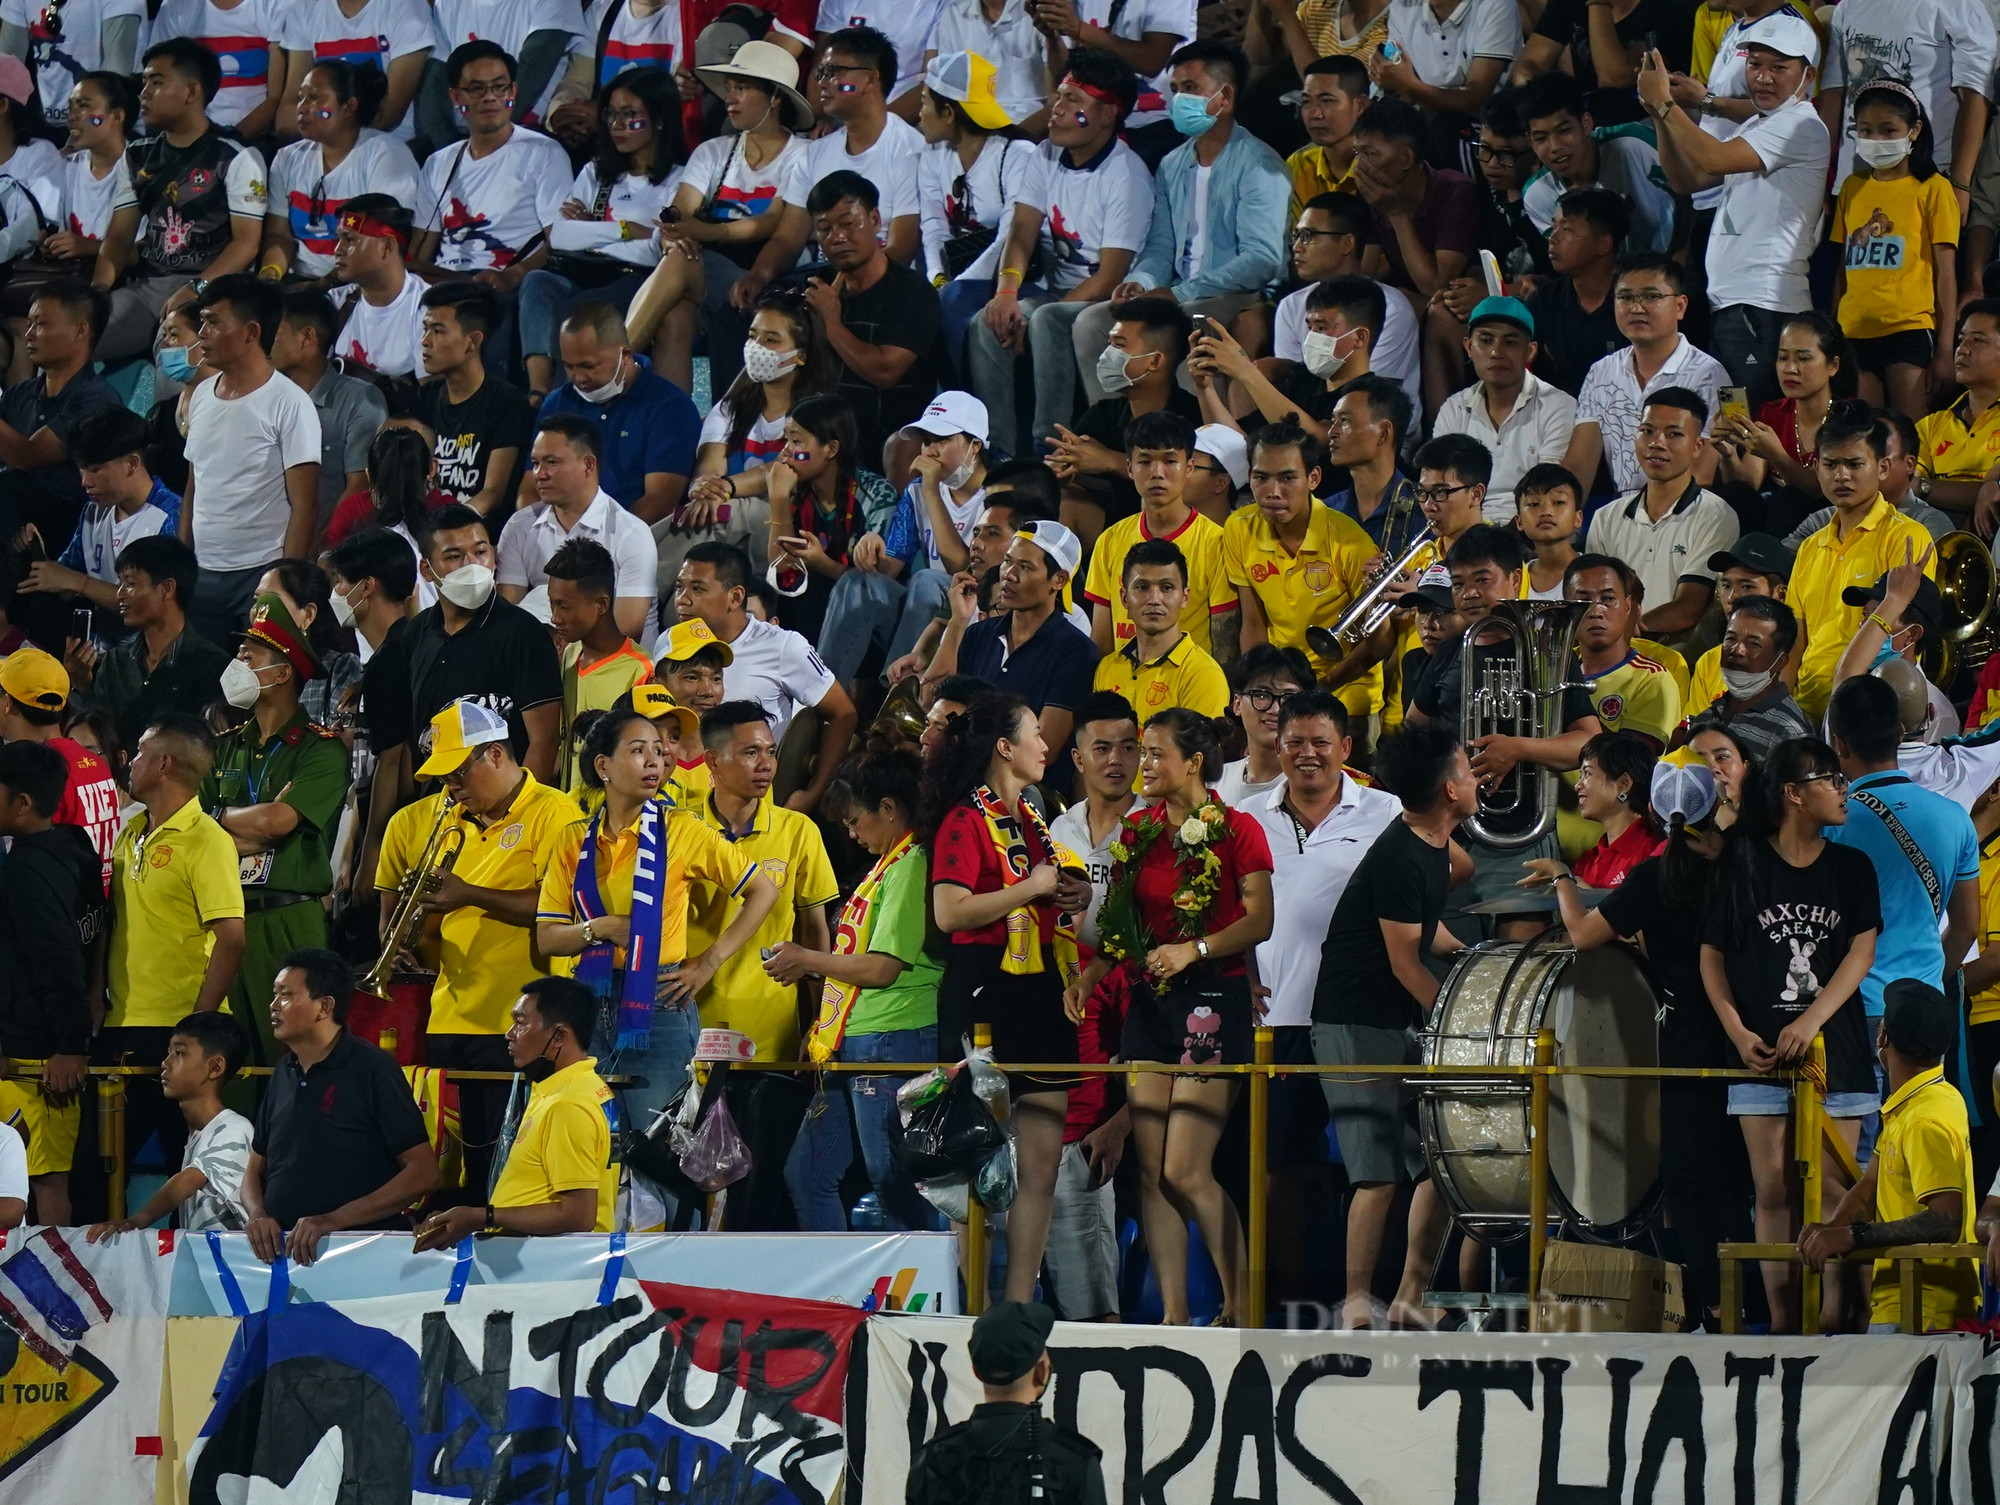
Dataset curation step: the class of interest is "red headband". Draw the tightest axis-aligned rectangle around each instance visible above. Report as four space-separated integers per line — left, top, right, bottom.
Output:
1071 80 1123 110
339 210 409 248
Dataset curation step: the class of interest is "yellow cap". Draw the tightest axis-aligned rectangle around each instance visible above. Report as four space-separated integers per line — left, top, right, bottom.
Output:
415 698 510 779
658 617 734 667
0 646 68 711
631 683 701 741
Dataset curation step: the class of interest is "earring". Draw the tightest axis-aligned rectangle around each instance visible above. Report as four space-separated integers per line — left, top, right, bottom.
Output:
1617 791 1628 803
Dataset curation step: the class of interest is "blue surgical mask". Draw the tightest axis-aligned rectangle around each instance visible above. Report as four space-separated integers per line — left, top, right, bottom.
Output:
1170 91 1218 137
157 345 194 383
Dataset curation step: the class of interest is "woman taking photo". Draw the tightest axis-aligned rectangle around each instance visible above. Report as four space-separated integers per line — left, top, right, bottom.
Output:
777 746 942 1232
522 67 684 402
1066 708 1274 1326
761 393 898 641
917 52 1027 373
538 700 780 1128
684 292 842 509
1713 312 1850 535
1700 736 1880 1333
261 61 420 280
927 691 1086 1303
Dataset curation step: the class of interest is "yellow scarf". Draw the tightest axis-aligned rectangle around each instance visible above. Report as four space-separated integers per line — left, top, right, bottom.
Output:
973 785 1082 983
806 831 916 1064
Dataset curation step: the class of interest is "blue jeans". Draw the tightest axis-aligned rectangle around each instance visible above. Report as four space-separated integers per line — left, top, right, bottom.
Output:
605 1001 702 1136
938 277 994 380
518 267 649 361
784 1025 941 1232
816 566 950 681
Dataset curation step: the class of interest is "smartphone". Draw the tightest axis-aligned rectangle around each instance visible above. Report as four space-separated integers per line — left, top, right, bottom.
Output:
1719 386 1752 426
70 606 90 644
1379 39 1400 61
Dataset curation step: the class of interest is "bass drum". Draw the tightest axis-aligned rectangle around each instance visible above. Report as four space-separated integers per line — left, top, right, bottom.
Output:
1417 935 1661 1242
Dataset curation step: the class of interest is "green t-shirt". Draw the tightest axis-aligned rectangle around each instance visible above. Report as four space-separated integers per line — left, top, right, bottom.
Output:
846 844 942 1035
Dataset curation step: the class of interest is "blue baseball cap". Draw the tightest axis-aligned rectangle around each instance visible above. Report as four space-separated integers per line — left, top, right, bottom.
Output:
1468 295 1535 337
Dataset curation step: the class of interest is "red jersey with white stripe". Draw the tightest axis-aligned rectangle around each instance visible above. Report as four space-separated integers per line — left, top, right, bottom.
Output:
50 737 121 894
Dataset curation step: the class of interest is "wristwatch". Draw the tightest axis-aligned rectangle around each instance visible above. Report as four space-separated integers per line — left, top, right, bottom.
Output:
1850 1219 1872 1247
1652 97 1674 122
1195 937 1210 960
1700 91 1716 116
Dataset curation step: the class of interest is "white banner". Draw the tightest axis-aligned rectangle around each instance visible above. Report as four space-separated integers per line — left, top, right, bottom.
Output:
866 1316 1985 1504
0 1226 173 1505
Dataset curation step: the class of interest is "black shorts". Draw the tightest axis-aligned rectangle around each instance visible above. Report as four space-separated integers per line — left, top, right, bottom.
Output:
1850 329 1935 377
1120 969 1254 1071
938 942 1080 1090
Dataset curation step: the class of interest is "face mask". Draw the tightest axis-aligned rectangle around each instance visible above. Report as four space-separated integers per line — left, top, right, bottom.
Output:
576 357 630 405
1720 664 1776 700
1170 91 1219 137
1096 344 1139 394
741 340 799 384
220 657 269 709
1302 328 1356 379
945 451 979 489
440 562 495 610
521 1033 562 1083
330 581 360 628
157 345 195 384
1855 136 1912 168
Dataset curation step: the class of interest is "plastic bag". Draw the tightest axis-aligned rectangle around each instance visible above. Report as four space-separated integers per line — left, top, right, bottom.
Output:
964 1037 1012 1129
918 1172 971 1224
972 1139 1016 1212
679 1096 752 1191
897 1066 950 1123
899 1067 1003 1179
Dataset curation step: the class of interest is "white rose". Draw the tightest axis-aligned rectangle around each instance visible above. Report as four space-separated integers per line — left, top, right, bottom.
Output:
1178 816 1207 845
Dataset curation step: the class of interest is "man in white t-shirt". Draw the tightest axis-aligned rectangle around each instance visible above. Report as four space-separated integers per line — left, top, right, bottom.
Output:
182 275 322 646
498 415 660 642
426 0 591 133
926 0 1055 132
671 542 858 813
1641 13 1829 408
814 0 943 109
1519 72 1676 253
326 196 427 380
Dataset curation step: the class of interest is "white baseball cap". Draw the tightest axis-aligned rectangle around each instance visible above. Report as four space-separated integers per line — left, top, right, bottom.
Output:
1016 519 1081 577
1737 11 1819 65
900 390 990 446
518 584 553 625
1651 761 1717 827
1195 424 1249 490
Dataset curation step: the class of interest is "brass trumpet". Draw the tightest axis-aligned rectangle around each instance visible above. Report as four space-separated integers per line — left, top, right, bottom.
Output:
360 798 465 997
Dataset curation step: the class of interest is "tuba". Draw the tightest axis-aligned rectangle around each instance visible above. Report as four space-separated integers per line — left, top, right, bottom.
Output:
360 798 466 998
1459 600 1595 850
867 675 928 748
1923 531 1999 689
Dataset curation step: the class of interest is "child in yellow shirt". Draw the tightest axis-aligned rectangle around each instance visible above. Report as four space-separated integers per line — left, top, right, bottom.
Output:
1832 83 1959 419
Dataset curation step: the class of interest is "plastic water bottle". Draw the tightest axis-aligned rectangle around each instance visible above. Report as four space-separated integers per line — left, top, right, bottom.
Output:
850 1193 887 1231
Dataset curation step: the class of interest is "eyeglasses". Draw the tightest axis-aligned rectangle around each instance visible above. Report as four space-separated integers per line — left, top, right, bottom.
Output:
813 62 874 82
1791 772 1850 793
1415 482 1476 506
1614 289 1675 307
1242 687 1298 711
1291 226 1347 245
455 79 513 100
604 110 651 127
1470 141 1524 166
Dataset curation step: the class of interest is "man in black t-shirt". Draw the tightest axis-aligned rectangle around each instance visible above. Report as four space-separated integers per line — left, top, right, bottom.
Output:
415 284 534 520
801 171 941 465
1523 189 1629 396
1312 717 1476 1330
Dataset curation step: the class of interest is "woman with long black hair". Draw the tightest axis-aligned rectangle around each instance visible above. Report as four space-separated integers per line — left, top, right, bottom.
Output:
261 61 419 280
1701 736 1881 1332
926 691 1085 1301
761 393 899 641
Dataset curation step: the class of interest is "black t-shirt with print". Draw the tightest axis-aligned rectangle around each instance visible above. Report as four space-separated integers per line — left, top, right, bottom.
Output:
1597 853 1727 1068
1700 839 1882 1094
1314 818 1451 1029
415 374 534 512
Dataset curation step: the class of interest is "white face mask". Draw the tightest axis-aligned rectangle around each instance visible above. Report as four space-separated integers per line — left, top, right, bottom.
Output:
945 449 979 490
440 562 495 610
1095 345 1139 394
220 657 270 709
1855 136 1912 168
741 340 800 384
1302 328 1357 379
1720 664 1776 700
576 355 630 405
330 581 360 628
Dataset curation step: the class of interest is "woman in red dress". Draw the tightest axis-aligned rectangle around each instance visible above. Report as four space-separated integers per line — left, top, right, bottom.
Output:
1066 709 1274 1325
1713 311 1850 536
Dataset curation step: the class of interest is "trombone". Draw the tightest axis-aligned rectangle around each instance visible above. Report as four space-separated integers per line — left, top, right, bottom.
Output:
1459 600 1595 851
359 797 465 998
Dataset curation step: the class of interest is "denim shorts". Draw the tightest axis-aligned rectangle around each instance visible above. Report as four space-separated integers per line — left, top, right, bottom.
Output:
1727 1082 1879 1117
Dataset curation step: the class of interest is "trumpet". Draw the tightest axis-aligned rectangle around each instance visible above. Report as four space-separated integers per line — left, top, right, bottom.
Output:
1460 600 1594 851
360 798 465 997
1306 523 1436 660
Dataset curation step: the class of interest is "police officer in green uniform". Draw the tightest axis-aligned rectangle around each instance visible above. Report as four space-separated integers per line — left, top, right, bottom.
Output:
199 592 352 1067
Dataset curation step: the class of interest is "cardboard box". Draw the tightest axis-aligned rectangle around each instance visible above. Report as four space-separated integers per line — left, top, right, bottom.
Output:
1536 1243 1686 1332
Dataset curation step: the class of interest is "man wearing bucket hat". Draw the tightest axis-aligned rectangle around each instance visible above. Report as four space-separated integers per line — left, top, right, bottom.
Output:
198 593 352 1066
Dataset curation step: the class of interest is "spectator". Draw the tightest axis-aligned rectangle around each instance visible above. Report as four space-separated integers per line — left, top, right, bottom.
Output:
253 558 359 729
685 289 840 505
1713 309 1845 529
325 425 441 598
919 52 1032 368
1522 187 1628 397
1584 388 1739 636
1684 595 1813 760
5 6 138 124
1643 15 1829 407
535 301 700 524
545 537 653 791
1196 274 1394 448
1187 423 1245 523
1080 409 1237 658
763 392 899 645
1262 193 1420 409
326 196 426 382
498 415 659 640
40 73 132 310
182 274 322 644
1509 0 1689 115
1432 295 1577 520
69 534 228 751
415 975 623 1246
0 738 106 1224
276 0 433 144
1564 253 1727 497
272 288 388 533
1090 536 1230 718
20 404 177 622
241 947 439 1265
1076 42 1289 380
415 282 534 516
0 646 122 884
1282 55 1369 215
425 0 591 139
92 39 266 362
1564 730 1666 887
145 0 285 140
1817 0 1993 196
1462 86 1551 286
1514 462 1583 598
653 618 731 804
259 60 420 281
144 299 208 497
668 543 857 811
1372 0 1515 134
98 713 245 1182
520 67 684 401
326 526 417 898
1683 531 1791 711
926 5 1053 132
1520 71 1675 253
1214 642 1315 805
1348 98 1477 366
1049 692 1145 944
1565 552 1683 749
1922 302 2000 531
967 48 1152 457
1323 373 1417 545
84 1011 250 1237
1783 407 1952 545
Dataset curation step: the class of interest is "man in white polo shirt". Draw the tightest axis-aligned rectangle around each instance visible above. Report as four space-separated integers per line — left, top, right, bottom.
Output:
670 541 858 814
496 415 659 645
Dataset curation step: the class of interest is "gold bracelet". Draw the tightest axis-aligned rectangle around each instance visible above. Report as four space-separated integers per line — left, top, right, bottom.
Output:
1866 612 1895 635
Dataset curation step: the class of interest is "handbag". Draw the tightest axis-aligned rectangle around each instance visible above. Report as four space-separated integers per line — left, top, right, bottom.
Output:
898 1066 1003 1179
548 172 641 288
938 140 1015 282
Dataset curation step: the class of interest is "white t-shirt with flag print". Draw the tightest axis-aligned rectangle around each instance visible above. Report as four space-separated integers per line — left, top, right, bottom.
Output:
268 128 421 276
586 0 682 88
546 160 679 267
417 124 572 271
279 0 438 142
1075 0 1194 127
698 404 788 472
145 0 282 130
1016 136 1155 293
331 274 426 378
779 115 925 231
59 150 120 240
677 130 805 228
431 0 589 125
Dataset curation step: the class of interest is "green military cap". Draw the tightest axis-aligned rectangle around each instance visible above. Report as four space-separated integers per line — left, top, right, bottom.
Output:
240 591 321 680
